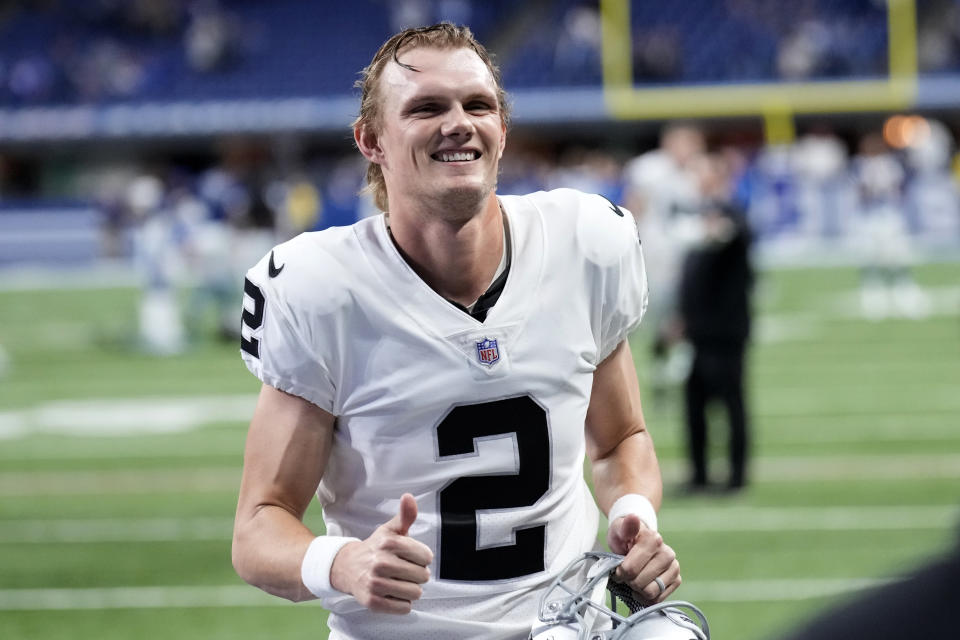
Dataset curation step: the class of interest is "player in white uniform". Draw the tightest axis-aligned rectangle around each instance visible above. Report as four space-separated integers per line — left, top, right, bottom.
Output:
852 132 929 320
232 23 679 640
622 124 705 399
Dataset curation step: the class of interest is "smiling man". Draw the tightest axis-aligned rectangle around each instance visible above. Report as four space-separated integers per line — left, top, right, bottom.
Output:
231 23 679 640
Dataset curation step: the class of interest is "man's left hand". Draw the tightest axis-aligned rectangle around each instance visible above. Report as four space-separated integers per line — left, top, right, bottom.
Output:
607 513 681 604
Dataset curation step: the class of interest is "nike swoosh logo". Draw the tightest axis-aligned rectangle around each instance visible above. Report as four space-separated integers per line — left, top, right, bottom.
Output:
268 251 284 278
600 195 625 217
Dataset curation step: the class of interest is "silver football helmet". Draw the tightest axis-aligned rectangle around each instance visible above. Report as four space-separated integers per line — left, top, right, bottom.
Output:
529 551 710 640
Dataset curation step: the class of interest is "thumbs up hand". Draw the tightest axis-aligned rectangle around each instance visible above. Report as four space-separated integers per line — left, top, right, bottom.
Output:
386 492 420 536
330 493 434 614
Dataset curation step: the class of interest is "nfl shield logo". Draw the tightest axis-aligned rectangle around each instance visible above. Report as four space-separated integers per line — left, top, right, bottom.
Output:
476 337 500 366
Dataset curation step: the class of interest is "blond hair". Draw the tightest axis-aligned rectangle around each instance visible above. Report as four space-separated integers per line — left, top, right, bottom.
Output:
352 23 511 212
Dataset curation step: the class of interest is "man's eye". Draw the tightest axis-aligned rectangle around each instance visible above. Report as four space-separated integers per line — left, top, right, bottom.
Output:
467 102 492 111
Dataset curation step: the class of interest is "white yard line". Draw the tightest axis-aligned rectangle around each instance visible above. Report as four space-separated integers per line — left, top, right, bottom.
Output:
1 453 960 497
0 585 282 610
658 452 960 483
751 424 960 444
0 468 240 496
0 440 244 461
741 453 960 481
680 577 893 603
3 393 959 446
0 578 893 611
2 504 956 544
755 285 960 342
660 504 960 532
0 517 235 543
0 262 139 292
0 395 258 440
4 424 958 461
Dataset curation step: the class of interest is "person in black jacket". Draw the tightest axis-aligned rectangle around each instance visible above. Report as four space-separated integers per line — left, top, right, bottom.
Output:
678 152 754 492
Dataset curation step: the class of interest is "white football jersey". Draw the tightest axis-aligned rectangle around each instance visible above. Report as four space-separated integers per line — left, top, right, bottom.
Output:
240 188 648 640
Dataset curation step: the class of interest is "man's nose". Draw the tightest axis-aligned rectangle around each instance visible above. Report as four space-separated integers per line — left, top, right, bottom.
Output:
439 104 473 138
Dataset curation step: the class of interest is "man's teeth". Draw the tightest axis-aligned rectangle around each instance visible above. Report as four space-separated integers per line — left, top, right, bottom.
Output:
436 151 477 162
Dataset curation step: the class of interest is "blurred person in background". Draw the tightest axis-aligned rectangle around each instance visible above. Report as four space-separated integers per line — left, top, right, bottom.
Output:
127 171 187 356
546 146 624 204
198 146 279 335
231 22 682 640
678 152 754 492
184 0 241 72
623 122 706 403
265 171 323 239
553 3 602 84
309 156 369 229
905 118 960 250
791 126 852 240
175 175 237 342
851 132 930 320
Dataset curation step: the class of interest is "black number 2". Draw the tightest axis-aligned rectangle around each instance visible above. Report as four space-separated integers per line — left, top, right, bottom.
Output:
436 396 550 581
240 277 265 358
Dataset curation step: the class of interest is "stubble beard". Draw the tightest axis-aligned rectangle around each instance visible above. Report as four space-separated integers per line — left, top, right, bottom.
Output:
434 157 504 222
387 161 500 224
430 180 496 223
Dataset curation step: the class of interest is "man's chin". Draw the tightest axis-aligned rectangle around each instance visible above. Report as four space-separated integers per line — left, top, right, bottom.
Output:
429 183 493 218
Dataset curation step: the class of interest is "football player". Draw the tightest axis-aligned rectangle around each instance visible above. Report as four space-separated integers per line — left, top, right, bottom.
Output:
622 123 706 402
232 22 680 639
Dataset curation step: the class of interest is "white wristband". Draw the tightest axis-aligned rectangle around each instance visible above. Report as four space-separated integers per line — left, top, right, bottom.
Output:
300 535 360 600
607 493 658 533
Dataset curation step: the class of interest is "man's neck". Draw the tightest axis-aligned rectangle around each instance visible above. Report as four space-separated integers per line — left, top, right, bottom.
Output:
387 194 504 307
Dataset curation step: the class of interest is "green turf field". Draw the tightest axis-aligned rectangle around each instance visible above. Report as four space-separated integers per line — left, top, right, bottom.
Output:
1 262 958 639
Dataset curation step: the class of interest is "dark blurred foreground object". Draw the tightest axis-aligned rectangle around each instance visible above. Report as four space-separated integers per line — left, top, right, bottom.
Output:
774 535 960 640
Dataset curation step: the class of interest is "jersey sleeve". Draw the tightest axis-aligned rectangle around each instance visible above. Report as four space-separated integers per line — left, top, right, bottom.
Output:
239 250 337 413
580 193 649 362
598 230 648 362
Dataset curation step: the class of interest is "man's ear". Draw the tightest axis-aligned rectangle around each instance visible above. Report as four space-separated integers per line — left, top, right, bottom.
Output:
355 124 384 164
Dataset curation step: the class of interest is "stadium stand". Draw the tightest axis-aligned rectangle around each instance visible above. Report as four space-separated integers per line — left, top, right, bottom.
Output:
0 0 957 267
